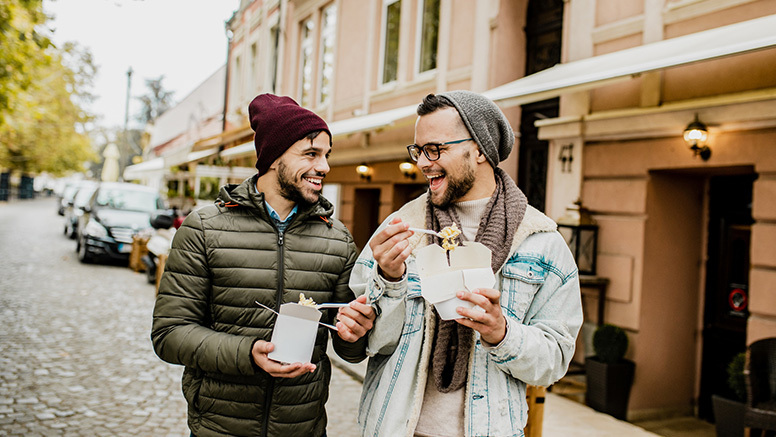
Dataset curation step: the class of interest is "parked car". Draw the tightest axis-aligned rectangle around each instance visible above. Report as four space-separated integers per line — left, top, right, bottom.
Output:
75 182 167 264
63 181 98 239
58 180 94 216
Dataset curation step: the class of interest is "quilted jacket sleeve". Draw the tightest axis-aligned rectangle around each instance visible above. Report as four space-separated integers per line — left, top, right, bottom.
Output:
151 210 257 376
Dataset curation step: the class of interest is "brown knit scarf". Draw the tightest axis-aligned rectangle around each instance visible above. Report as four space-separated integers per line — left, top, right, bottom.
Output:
425 167 527 392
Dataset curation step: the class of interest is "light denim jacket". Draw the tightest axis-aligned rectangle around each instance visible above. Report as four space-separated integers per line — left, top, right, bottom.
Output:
349 194 583 437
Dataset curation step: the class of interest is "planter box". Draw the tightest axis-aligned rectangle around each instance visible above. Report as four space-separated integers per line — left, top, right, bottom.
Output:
585 357 635 420
711 394 745 437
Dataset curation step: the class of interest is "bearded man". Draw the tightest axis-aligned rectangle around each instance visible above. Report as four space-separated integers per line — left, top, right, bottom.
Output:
152 94 375 437
350 91 583 437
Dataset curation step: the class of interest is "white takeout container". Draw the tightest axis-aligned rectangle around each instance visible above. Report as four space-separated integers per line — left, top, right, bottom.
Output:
268 303 322 364
415 241 496 320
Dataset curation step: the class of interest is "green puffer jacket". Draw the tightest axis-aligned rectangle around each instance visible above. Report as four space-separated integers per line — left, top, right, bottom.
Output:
151 175 364 437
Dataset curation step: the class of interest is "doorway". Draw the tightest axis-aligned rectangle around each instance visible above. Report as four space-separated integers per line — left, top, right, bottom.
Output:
698 174 756 419
352 188 381 251
519 0 563 212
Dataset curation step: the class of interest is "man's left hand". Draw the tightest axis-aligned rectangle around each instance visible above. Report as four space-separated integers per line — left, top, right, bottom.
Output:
336 295 376 342
455 288 507 345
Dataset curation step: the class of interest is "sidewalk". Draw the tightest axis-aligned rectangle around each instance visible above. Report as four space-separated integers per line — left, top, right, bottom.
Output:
328 352 661 437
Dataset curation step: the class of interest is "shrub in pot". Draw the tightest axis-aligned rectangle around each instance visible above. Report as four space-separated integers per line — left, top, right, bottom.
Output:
585 324 635 420
711 352 746 437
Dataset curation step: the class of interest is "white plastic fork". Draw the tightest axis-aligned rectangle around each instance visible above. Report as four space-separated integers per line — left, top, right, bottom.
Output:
408 227 443 238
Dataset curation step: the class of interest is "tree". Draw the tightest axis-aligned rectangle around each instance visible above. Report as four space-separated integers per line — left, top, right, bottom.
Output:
135 76 175 125
0 0 97 176
0 0 49 125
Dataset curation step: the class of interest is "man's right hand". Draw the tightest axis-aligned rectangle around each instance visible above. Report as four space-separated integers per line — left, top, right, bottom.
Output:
369 217 413 281
251 340 316 378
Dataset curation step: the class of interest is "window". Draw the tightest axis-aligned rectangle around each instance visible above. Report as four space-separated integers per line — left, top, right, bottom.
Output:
270 24 280 93
381 0 401 84
318 3 337 106
250 42 258 94
418 0 439 73
299 18 315 107
233 55 242 105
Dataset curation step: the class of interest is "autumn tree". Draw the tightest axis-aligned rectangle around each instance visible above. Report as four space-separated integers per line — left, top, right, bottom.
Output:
0 0 97 176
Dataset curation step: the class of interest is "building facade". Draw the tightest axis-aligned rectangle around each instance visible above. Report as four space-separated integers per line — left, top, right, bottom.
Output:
128 0 776 422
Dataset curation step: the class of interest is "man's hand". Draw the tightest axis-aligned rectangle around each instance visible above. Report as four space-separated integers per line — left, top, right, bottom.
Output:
454 288 507 345
336 295 376 342
251 340 316 378
369 217 413 281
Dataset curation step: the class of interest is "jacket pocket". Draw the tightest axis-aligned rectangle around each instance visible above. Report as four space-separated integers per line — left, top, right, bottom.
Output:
501 259 547 322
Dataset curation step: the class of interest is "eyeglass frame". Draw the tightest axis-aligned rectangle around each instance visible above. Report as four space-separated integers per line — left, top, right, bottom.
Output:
406 138 473 162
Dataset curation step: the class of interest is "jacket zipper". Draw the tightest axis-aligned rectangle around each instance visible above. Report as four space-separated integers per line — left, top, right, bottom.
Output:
261 229 285 437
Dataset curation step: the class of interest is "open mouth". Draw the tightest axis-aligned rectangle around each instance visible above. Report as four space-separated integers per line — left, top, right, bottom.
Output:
303 176 323 189
425 173 445 191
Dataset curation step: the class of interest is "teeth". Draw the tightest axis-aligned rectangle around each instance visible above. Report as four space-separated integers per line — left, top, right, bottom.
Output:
304 177 322 185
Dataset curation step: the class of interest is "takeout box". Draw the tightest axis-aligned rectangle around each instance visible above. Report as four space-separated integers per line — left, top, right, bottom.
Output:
268 303 322 364
415 241 496 320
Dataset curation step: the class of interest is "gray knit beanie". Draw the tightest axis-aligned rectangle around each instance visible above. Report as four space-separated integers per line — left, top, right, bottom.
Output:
439 90 515 168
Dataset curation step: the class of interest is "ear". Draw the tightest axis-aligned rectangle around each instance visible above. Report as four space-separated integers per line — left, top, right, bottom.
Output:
475 148 488 164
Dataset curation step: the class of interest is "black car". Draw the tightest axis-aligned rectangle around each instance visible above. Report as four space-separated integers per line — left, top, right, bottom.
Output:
75 182 167 264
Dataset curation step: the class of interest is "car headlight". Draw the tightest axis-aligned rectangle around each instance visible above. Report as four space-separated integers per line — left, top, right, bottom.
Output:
84 219 108 238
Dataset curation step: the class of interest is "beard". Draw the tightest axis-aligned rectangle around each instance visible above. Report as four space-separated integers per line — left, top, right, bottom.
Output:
277 161 321 207
430 151 476 209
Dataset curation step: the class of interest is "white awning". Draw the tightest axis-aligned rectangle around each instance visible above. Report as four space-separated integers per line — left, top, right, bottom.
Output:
184 147 220 164
485 13 776 107
328 104 417 137
221 141 254 160
123 157 165 180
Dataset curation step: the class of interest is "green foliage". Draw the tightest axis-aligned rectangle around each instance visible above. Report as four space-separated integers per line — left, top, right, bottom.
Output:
0 0 97 175
727 352 747 402
593 324 629 364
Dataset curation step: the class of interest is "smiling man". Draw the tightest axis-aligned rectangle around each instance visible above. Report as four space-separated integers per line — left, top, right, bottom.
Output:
350 91 583 437
152 94 375 437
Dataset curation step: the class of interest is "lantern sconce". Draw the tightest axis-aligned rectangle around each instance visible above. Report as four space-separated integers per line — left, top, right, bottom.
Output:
557 199 598 276
683 114 711 161
399 161 417 180
356 163 373 182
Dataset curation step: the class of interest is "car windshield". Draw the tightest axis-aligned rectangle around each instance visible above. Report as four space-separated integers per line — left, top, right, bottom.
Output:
62 185 79 201
95 188 159 212
73 186 97 207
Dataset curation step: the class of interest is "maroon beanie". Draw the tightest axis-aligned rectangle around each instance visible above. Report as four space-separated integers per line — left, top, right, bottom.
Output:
248 94 331 175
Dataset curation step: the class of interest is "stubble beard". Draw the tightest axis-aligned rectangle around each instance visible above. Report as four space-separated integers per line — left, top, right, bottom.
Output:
430 151 476 209
277 161 320 207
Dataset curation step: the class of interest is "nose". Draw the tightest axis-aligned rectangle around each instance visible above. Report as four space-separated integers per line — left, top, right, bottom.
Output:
415 151 433 170
314 155 330 174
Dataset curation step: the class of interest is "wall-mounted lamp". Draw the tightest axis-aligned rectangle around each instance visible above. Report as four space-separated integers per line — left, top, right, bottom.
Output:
557 199 598 276
683 114 710 161
399 161 417 180
356 163 373 182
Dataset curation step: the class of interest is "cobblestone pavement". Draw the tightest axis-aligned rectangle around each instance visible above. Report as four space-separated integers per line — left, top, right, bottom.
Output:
0 197 361 436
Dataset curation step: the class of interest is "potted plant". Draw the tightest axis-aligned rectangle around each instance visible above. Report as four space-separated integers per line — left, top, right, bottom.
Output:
585 323 635 420
711 352 746 437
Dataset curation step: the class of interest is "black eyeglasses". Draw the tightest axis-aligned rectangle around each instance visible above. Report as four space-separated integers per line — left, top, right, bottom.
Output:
406 138 473 162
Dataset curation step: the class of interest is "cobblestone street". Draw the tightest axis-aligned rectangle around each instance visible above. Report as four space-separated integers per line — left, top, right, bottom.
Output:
0 197 360 436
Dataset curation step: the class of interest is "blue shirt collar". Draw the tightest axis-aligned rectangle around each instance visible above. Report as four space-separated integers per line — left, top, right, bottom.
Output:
265 202 298 224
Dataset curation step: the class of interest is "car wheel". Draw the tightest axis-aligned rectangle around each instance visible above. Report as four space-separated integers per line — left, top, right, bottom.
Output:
77 236 93 263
